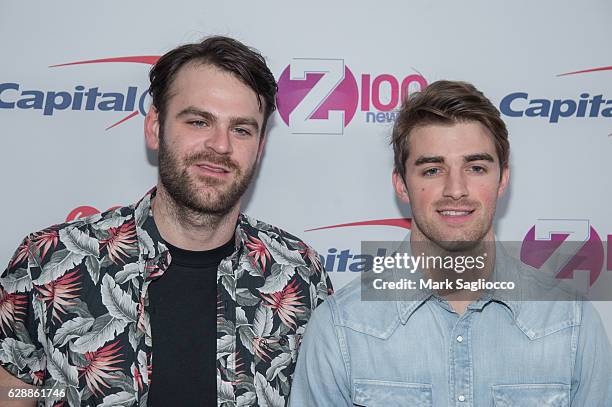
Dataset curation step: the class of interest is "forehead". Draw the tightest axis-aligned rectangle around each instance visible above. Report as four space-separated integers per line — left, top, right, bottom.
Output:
167 63 263 118
407 121 497 161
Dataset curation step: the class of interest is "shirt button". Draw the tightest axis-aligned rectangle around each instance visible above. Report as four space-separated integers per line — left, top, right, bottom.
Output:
456 335 464 343
458 395 466 402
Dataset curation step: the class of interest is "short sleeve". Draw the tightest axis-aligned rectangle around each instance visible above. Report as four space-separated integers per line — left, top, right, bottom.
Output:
301 245 334 309
0 236 46 385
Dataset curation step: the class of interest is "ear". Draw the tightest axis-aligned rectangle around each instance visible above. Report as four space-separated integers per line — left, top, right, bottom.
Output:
392 170 411 204
144 106 161 150
497 166 510 197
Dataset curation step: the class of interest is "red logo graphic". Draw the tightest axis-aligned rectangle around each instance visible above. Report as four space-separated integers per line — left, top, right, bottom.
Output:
50 56 159 130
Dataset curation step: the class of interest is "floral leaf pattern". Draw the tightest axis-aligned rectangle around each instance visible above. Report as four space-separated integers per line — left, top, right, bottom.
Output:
0 337 36 371
259 233 306 266
85 255 102 286
53 316 95 348
0 286 27 331
245 236 271 271
0 188 333 405
254 372 285 407
31 229 59 261
97 390 136 407
78 340 125 396
266 352 292 382
101 275 138 323
36 268 81 323
60 227 100 257
99 219 137 265
0 267 32 294
258 264 296 294
71 314 128 354
36 249 84 286
253 305 274 337
47 345 79 387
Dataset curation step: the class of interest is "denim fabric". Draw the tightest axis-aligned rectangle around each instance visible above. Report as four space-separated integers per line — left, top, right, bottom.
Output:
289 245 612 406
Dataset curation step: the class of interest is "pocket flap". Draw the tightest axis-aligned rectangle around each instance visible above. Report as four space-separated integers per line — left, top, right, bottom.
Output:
492 383 570 407
354 379 432 406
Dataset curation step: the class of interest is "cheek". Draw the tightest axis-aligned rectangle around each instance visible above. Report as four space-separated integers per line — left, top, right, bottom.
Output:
475 183 502 206
238 143 261 166
408 189 435 211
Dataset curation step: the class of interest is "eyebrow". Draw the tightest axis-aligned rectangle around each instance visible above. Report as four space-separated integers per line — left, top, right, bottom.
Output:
413 153 495 166
229 117 260 133
176 107 260 133
464 153 495 163
176 107 215 122
414 156 444 166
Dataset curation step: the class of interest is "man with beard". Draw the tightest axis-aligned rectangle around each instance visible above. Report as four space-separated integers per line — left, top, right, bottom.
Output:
289 81 612 406
0 36 332 406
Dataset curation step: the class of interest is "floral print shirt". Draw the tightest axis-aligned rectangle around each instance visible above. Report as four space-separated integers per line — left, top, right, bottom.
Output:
0 189 332 406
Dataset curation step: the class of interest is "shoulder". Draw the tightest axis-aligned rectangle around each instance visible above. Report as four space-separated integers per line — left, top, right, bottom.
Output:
237 214 333 305
2 204 139 291
238 213 322 271
239 213 312 248
314 275 401 339
503 255 583 339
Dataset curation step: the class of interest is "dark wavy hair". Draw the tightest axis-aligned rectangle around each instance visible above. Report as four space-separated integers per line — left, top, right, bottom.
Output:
148 35 277 135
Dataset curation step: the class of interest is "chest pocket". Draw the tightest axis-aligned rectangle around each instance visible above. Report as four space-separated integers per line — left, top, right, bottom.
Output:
353 379 432 407
492 384 570 407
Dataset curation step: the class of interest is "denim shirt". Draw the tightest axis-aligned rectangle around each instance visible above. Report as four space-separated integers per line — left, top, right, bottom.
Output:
289 244 612 406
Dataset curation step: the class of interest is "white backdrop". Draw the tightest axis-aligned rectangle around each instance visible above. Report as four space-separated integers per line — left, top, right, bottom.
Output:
1 1 611 339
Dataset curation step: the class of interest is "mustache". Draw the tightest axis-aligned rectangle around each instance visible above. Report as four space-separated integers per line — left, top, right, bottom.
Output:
184 150 240 171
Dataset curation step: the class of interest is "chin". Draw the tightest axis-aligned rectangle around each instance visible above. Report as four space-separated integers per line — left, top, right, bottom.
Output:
438 240 482 252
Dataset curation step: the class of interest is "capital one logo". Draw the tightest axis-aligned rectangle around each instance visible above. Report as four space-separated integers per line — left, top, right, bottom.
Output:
277 58 427 134
0 56 158 130
499 65 612 125
521 219 611 286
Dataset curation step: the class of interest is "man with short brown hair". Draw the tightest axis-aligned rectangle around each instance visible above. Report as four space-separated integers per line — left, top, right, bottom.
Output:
290 80 611 406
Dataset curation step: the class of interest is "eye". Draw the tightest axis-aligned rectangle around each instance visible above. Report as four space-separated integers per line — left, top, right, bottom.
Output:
468 165 487 174
188 120 207 128
422 167 441 176
233 127 253 137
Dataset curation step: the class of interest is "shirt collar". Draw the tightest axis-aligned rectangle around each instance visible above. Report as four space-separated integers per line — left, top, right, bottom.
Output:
485 243 522 319
133 187 263 277
396 239 522 324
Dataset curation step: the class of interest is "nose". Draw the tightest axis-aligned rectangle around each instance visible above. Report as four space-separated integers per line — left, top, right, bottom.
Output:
442 169 468 200
204 126 232 155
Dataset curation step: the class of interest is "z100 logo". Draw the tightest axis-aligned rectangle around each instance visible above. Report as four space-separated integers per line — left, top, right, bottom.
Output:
276 58 427 135
521 219 611 286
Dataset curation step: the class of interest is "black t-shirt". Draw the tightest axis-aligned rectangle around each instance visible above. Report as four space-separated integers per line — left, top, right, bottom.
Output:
147 237 235 405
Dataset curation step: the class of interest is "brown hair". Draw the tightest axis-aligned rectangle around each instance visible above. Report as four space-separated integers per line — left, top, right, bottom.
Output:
149 36 277 135
392 80 509 180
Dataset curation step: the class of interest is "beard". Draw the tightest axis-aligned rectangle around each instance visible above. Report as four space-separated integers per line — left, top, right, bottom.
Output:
157 131 257 217
411 198 494 253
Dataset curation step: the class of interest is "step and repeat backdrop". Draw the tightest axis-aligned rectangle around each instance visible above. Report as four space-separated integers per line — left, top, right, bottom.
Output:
1 1 611 338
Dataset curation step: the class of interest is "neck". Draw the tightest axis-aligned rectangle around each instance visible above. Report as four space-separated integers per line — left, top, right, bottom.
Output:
152 183 239 251
410 229 497 315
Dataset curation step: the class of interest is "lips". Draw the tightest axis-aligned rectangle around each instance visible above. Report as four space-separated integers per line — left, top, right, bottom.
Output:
437 209 474 217
195 162 230 174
